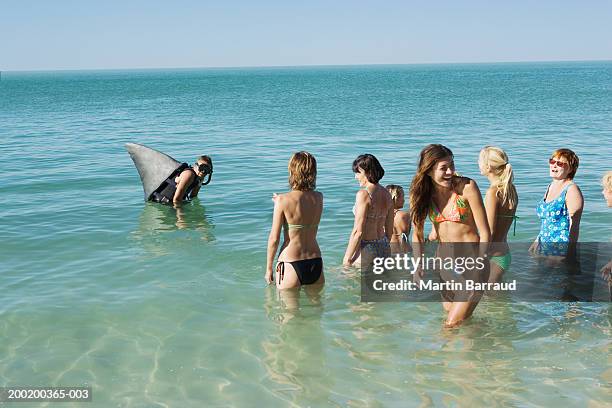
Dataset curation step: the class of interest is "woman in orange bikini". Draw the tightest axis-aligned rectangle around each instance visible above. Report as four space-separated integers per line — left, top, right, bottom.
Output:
410 144 491 327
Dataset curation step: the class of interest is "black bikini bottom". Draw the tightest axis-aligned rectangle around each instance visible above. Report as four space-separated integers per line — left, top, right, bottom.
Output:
276 257 323 285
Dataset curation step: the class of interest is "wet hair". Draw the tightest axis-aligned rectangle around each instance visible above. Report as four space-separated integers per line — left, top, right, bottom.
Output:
480 146 517 208
603 171 612 192
551 148 579 180
197 155 213 168
409 144 454 242
352 154 384 184
288 151 317 191
385 184 405 209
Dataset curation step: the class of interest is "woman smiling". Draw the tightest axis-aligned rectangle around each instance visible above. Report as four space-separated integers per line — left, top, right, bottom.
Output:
531 148 584 256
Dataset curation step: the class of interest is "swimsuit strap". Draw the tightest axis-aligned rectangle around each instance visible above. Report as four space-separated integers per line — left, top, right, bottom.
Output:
498 214 520 236
367 189 374 200
543 183 552 201
286 223 319 230
560 182 573 197
276 261 285 284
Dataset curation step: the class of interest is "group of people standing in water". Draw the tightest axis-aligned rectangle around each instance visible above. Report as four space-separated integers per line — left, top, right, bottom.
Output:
263 144 610 327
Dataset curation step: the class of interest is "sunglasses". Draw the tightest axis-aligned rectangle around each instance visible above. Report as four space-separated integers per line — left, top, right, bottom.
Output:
549 158 568 168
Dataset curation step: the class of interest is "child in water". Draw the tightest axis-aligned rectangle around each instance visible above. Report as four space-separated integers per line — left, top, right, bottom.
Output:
386 185 411 254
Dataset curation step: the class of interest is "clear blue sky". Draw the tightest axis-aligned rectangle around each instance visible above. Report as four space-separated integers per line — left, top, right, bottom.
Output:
2 0 611 71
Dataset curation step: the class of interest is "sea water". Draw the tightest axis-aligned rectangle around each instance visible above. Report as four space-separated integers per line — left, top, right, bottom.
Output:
1 62 611 406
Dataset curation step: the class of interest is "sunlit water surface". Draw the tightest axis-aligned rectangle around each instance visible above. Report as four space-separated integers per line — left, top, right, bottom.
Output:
1 62 611 406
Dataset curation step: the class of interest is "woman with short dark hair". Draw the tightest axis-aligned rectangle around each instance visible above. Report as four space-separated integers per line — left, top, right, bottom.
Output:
530 148 584 256
343 154 394 267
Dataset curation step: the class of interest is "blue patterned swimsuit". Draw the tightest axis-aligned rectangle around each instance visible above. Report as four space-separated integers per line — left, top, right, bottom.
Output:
536 182 572 256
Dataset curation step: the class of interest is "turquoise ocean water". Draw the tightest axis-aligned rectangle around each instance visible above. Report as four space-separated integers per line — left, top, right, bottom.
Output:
1 62 611 406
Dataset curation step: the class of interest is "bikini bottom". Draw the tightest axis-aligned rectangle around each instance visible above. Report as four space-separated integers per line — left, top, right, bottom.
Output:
360 236 391 258
276 257 323 285
490 252 511 271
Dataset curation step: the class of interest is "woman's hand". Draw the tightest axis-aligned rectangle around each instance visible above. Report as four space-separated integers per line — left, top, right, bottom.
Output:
265 269 274 285
344 190 368 268
528 239 539 254
412 266 424 284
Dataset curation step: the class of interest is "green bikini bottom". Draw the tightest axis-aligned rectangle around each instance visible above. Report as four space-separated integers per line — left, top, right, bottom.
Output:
490 252 511 271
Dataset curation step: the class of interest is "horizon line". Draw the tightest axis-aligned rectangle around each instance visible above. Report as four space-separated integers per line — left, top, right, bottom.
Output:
2 58 612 74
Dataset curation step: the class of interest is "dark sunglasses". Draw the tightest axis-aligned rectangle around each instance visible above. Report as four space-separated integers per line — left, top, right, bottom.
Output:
549 158 568 168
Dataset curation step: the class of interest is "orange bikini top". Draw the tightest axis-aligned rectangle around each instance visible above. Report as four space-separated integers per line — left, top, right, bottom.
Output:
429 192 471 224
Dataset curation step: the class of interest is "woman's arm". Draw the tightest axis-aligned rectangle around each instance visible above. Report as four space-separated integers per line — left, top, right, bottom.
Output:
398 212 412 252
385 198 394 242
343 191 369 266
566 184 584 243
484 188 498 237
173 170 195 204
266 195 285 284
190 180 202 198
464 179 491 260
397 212 411 236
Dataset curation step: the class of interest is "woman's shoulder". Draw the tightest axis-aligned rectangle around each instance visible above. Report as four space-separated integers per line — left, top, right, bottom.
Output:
295 189 324 204
309 190 324 204
377 185 392 201
485 186 500 202
567 181 582 193
565 182 584 202
395 209 410 221
453 176 477 194
356 189 370 201
179 167 196 178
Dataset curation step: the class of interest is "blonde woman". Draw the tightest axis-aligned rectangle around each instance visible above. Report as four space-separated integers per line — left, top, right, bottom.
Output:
385 184 411 254
266 152 324 289
479 146 518 281
602 171 612 207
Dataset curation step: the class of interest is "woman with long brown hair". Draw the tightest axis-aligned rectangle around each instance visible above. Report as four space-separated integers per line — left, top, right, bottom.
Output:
410 144 491 327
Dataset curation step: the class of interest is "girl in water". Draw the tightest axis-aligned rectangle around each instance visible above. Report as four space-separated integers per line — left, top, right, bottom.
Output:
600 171 612 281
344 154 394 267
385 184 412 254
530 148 583 257
601 171 612 207
479 146 518 282
266 152 324 290
410 144 491 327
